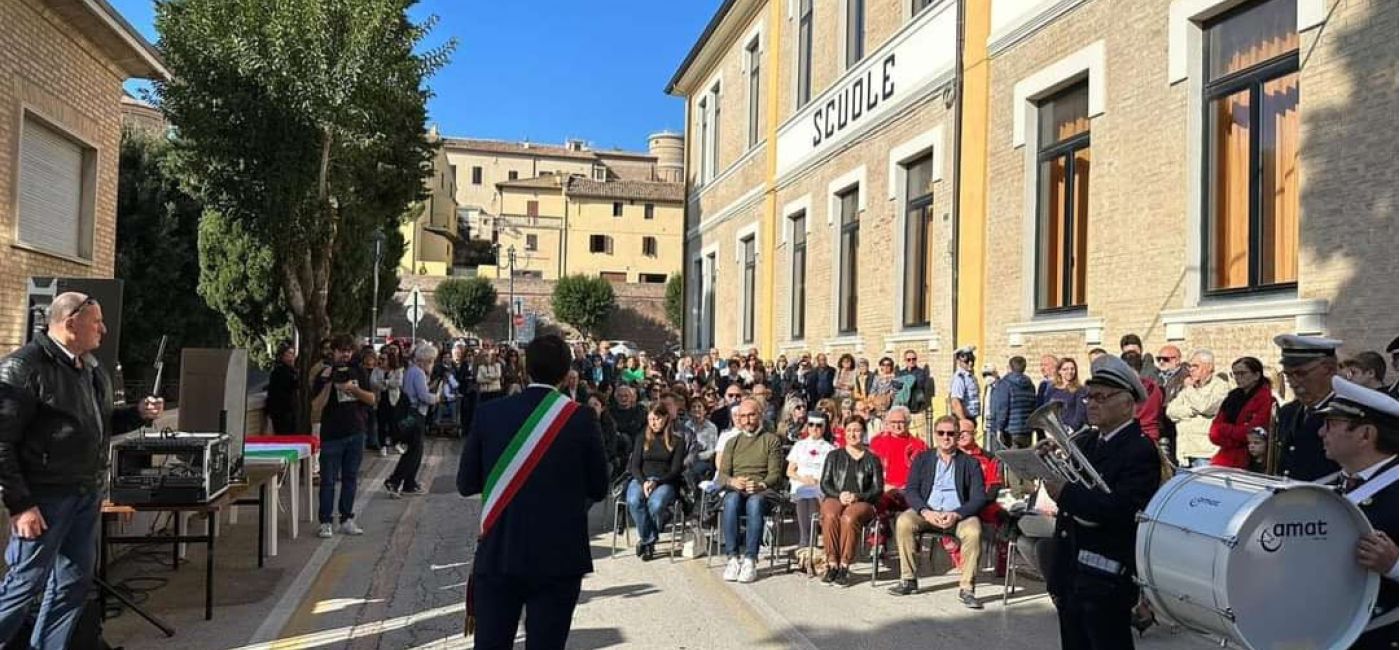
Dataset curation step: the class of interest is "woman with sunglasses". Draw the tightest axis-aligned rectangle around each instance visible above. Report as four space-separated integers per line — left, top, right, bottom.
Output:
868 357 900 415
787 413 835 555
818 415 883 586
781 395 809 442
625 403 686 561
834 354 858 401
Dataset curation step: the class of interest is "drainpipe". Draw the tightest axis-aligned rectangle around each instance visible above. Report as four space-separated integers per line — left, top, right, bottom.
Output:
948 0 966 410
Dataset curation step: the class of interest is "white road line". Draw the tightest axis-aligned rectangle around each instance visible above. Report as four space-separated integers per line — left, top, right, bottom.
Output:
247 455 399 644
232 601 465 650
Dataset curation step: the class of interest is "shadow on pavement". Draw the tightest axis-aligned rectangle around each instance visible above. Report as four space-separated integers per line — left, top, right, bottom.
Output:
576 582 659 604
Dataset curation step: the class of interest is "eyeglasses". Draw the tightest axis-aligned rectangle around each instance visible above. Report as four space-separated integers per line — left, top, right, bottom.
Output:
63 296 99 321
725 393 742 399
1083 391 1125 403
904 357 917 362
887 419 909 426
934 430 957 437
806 422 824 428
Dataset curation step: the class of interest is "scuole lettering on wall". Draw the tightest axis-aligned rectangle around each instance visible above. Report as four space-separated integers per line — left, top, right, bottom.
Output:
812 54 896 147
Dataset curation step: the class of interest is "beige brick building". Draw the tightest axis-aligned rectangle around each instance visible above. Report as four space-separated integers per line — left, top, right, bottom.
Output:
672 0 1398 388
669 0 964 379
0 0 166 353
486 173 685 284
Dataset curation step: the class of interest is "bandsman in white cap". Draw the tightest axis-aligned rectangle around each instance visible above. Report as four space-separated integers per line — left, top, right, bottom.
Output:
1272 334 1344 480
1316 376 1397 650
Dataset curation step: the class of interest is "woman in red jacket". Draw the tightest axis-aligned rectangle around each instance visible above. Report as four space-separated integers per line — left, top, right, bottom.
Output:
1209 356 1273 469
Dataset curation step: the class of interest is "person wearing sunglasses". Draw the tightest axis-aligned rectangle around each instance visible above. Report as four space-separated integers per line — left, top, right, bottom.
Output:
888 415 987 607
0 293 164 647
1273 335 1344 480
786 414 835 556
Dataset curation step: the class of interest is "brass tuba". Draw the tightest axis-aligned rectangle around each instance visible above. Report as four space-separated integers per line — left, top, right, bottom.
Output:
1028 400 1113 494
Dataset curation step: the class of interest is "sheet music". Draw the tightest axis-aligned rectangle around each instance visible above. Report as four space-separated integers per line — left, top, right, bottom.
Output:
994 448 1061 484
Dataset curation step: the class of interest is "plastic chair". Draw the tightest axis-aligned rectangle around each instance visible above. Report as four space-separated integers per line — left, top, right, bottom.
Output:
611 478 687 560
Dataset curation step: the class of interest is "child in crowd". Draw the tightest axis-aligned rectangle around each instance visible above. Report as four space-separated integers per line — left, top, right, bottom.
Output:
1246 427 1269 474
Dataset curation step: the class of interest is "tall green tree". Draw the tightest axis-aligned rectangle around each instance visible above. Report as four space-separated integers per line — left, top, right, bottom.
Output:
664 274 684 331
115 128 230 388
552 275 616 339
157 0 452 427
435 278 497 334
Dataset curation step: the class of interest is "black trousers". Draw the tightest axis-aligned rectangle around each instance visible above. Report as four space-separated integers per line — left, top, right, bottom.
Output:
1351 624 1397 650
270 412 296 435
473 573 583 650
1056 593 1135 650
388 412 424 490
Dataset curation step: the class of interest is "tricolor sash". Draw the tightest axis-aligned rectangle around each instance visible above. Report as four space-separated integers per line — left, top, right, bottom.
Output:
479 390 578 537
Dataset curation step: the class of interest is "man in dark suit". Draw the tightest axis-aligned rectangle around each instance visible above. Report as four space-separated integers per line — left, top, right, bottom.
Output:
1043 355 1162 650
1275 335 1344 480
888 415 987 608
1317 376 1397 650
458 335 608 649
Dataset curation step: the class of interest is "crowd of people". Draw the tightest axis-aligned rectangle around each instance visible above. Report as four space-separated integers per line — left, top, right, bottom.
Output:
260 328 1397 649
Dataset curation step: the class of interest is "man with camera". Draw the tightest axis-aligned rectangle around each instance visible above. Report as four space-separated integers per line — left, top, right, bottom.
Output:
0 292 164 648
312 334 377 538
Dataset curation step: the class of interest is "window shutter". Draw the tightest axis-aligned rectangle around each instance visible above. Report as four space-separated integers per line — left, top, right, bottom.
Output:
18 118 84 258
606 236 614 255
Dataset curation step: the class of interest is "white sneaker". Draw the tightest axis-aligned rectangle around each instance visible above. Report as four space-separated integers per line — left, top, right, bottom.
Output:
395 443 407 454
317 523 334 538
379 447 388 458
738 557 757 583
722 557 742 582
340 520 364 536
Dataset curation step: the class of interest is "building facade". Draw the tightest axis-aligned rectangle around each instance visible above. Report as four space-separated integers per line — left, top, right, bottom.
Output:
487 173 685 284
399 128 461 277
443 133 683 246
672 0 1397 385
0 0 166 353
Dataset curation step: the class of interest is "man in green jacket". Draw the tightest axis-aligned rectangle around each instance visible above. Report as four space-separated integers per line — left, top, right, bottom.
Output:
717 398 784 583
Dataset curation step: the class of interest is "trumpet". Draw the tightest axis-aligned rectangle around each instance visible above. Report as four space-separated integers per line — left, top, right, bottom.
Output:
1027 400 1113 494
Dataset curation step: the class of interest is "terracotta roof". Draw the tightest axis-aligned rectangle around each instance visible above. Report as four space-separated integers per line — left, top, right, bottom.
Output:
565 177 684 203
495 175 565 191
442 137 653 162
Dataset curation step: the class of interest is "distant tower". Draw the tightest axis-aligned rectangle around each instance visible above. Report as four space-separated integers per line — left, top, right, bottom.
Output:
648 131 684 183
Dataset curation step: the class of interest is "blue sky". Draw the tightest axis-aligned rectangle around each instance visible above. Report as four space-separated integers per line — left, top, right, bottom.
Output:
112 0 718 152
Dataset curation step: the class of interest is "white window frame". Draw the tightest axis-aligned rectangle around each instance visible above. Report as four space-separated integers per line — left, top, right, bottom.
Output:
743 21 765 150
886 127 944 334
1011 41 1105 322
735 221 760 346
827 166 867 340
695 244 720 349
782 195 812 343
14 109 97 264
791 0 816 110
840 0 867 71
1170 0 1322 310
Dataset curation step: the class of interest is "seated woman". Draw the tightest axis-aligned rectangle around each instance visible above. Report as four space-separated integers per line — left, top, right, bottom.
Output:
625 403 686 561
787 414 835 557
818 416 884 586
683 396 720 488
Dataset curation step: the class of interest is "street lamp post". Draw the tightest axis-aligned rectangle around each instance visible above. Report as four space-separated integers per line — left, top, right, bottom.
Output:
370 229 386 347
507 245 517 344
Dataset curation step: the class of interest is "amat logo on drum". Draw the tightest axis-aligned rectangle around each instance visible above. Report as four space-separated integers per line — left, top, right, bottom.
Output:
1188 496 1221 508
1258 520 1329 553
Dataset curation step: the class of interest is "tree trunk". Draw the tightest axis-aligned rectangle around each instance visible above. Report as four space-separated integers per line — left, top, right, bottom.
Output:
289 129 339 433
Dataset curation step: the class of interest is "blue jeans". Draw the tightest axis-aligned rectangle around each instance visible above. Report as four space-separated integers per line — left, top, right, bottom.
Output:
319 433 365 524
721 491 769 560
0 492 99 649
625 480 677 546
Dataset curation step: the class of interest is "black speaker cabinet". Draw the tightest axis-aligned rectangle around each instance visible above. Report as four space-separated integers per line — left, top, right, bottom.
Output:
178 349 248 477
25 277 123 376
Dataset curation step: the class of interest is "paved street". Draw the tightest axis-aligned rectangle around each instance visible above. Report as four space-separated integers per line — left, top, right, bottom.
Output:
100 438 1219 649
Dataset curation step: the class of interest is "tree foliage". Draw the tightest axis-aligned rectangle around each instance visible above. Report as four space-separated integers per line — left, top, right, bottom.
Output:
435 278 498 334
157 0 452 425
664 274 684 331
115 128 230 384
551 275 616 339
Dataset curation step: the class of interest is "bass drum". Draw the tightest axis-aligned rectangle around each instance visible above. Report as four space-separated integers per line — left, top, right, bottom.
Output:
1136 467 1378 650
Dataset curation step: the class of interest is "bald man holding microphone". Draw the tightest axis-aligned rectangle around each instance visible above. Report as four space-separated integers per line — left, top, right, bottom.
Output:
0 293 164 649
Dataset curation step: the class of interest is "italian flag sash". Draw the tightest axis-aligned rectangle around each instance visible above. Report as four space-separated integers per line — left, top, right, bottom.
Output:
479 390 578 537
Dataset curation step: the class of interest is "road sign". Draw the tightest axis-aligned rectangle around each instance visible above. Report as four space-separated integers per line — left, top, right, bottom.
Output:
516 313 536 343
405 287 425 325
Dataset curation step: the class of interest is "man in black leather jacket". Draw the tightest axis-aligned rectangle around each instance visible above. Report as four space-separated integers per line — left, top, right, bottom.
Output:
0 293 162 648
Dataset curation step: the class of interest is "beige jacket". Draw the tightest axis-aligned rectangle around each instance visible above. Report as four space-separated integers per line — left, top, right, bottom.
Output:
1166 374 1231 461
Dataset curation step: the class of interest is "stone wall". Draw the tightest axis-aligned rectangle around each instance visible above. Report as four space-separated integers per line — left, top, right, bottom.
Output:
384 275 678 352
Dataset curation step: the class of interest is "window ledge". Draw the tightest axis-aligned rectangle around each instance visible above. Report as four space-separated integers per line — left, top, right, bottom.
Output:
883 329 942 351
1161 297 1328 341
778 340 808 352
824 336 866 353
1005 315 1105 348
11 242 93 267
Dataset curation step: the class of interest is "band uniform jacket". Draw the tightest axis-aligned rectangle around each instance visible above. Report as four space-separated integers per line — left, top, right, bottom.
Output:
1276 396 1342 481
458 386 608 577
1337 457 1398 650
1049 420 1162 603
